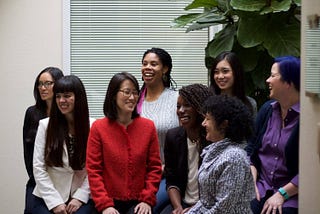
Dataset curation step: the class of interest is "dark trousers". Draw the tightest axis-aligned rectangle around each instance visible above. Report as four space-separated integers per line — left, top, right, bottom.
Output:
32 196 97 214
24 184 35 214
111 200 139 214
160 200 191 214
250 191 298 214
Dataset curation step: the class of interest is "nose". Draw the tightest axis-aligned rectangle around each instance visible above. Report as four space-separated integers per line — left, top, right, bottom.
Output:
178 105 185 113
266 76 271 83
201 119 206 127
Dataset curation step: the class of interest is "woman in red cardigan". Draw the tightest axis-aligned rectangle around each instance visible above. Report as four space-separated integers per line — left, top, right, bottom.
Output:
86 72 162 214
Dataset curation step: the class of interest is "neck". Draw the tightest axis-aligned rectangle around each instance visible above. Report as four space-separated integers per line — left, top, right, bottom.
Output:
186 127 201 142
278 92 299 118
145 84 165 102
221 89 232 96
46 99 52 116
117 112 133 128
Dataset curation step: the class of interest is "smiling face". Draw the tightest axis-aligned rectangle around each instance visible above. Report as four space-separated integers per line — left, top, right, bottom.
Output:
213 60 235 95
266 62 285 100
38 72 55 102
202 113 225 143
141 52 168 87
176 95 199 130
116 79 139 115
56 92 75 117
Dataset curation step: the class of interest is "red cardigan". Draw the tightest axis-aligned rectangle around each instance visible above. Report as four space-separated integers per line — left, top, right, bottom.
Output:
86 116 162 212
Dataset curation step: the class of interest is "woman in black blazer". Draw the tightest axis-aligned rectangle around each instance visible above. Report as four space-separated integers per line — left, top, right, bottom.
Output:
161 84 212 214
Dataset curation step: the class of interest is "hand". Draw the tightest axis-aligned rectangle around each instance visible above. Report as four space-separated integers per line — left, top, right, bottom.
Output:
134 202 152 214
66 198 82 214
102 207 120 214
52 204 67 214
261 192 285 214
172 206 184 214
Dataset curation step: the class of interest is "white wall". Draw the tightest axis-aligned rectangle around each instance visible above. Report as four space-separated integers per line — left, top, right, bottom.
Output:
300 0 320 213
0 0 62 213
1 0 320 213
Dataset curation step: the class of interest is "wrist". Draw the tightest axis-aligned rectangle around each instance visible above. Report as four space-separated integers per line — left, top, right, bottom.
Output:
278 187 289 200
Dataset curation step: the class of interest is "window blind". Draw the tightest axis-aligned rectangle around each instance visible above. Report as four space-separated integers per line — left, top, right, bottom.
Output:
70 0 209 118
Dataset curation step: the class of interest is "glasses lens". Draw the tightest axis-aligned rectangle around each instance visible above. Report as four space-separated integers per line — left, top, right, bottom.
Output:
38 81 53 89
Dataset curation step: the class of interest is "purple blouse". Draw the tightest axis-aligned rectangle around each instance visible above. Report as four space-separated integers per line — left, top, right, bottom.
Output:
257 101 299 208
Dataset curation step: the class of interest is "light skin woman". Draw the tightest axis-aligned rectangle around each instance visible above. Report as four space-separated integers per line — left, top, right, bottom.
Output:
32 75 95 214
23 67 63 214
210 51 257 117
86 72 162 214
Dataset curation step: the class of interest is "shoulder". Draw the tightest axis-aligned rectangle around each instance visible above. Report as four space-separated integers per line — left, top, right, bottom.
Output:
246 96 257 107
135 116 155 126
166 126 184 137
163 88 178 99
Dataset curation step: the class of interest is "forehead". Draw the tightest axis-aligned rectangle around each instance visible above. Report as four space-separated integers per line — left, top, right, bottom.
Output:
271 62 280 73
216 59 231 68
39 72 53 81
143 52 161 62
120 79 136 88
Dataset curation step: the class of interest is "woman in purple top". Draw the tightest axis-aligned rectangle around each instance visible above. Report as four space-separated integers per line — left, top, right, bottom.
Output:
246 56 300 214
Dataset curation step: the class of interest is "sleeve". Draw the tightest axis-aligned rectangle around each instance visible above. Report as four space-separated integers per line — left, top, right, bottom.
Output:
72 118 96 203
86 121 114 212
188 156 254 213
71 171 90 203
139 122 162 206
33 119 65 210
291 174 299 187
23 107 34 178
164 129 180 191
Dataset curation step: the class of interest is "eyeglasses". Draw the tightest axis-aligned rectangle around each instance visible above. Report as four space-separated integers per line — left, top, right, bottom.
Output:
118 89 139 97
38 81 54 89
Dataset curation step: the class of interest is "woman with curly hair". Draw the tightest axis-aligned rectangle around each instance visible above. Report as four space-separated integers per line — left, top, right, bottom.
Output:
186 95 255 213
161 84 212 214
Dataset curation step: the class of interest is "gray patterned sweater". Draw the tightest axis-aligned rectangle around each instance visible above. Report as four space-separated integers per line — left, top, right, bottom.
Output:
187 138 255 214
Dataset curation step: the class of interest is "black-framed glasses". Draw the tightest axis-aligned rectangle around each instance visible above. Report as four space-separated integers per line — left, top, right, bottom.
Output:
38 81 54 89
118 89 139 97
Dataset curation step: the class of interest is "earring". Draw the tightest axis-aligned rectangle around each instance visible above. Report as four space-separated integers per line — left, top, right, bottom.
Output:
162 75 168 82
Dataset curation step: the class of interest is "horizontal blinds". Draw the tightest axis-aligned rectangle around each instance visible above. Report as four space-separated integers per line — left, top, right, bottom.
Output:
70 0 208 118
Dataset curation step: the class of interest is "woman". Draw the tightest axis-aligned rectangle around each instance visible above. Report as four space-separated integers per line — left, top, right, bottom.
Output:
137 47 179 213
32 75 96 214
86 72 162 214
161 84 212 214
210 51 257 117
247 56 300 214
23 67 63 214
186 95 255 213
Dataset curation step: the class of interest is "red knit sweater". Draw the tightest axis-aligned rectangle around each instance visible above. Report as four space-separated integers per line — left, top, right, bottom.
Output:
86 117 162 212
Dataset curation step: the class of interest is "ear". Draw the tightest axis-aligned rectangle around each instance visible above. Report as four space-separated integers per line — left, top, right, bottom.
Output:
162 65 169 75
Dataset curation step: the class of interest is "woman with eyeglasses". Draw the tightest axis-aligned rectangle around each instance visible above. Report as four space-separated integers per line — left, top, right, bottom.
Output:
86 72 162 214
23 67 63 214
32 75 96 214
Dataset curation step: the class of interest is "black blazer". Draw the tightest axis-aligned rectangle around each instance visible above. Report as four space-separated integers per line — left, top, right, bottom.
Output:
164 126 207 198
23 105 47 187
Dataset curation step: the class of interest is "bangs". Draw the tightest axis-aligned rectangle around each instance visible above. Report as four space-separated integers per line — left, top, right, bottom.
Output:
53 78 76 93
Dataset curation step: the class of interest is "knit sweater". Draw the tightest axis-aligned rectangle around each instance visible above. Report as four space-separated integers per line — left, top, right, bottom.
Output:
86 116 162 212
140 88 179 163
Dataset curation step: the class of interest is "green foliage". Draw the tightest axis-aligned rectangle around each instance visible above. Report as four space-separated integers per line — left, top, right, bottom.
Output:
172 0 301 108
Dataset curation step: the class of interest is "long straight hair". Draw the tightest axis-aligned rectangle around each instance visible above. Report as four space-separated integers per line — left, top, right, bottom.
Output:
210 51 253 113
45 75 90 170
34 67 64 113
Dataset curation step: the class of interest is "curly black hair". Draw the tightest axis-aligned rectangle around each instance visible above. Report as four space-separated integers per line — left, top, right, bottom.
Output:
202 95 253 143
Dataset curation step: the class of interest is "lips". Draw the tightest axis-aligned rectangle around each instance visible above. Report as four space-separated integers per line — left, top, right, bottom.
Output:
142 72 154 81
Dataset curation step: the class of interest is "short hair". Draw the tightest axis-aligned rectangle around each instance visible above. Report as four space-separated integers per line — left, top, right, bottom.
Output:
103 72 140 120
142 47 174 88
274 56 300 91
202 95 253 143
34 67 64 111
46 75 90 170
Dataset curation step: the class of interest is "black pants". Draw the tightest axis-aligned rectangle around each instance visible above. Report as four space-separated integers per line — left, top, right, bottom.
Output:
250 191 298 214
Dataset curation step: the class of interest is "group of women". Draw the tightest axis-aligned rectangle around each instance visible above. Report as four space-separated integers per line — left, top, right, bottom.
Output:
23 48 299 214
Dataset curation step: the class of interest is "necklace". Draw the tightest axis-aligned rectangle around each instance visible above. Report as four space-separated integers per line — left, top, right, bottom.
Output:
190 138 200 144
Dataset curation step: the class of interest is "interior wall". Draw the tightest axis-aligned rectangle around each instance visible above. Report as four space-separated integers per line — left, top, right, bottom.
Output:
0 0 62 213
300 0 320 213
1 0 320 213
